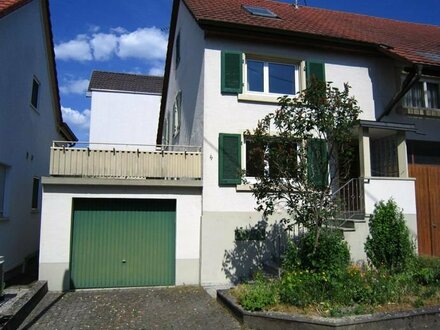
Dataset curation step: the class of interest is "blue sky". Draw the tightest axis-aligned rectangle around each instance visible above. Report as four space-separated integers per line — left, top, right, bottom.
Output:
49 0 440 141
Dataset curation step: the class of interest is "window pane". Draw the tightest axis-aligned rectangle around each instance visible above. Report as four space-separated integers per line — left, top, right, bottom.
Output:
269 63 295 94
246 140 264 177
427 83 439 109
247 60 264 92
404 81 425 108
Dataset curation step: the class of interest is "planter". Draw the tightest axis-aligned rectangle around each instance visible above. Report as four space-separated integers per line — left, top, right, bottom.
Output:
217 289 440 330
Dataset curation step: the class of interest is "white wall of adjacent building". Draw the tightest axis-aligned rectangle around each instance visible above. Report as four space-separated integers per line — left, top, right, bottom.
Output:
89 91 161 150
0 0 66 273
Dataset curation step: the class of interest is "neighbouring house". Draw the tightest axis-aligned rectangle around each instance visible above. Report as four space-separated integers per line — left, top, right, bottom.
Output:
39 0 440 290
88 71 163 150
0 0 75 279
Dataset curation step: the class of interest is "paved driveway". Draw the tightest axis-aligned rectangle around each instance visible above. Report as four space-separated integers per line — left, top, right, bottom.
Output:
19 286 243 329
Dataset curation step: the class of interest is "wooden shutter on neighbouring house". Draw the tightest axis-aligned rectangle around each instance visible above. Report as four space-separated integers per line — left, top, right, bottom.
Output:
219 133 242 185
307 139 328 189
306 61 326 86
221 51 243 94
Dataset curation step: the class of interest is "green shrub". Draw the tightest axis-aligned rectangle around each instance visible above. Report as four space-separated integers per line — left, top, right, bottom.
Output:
297 228 350 273
279 270 329 307
413 256 440 285
281 240 300 272
238 273 278 311
364 199 415 273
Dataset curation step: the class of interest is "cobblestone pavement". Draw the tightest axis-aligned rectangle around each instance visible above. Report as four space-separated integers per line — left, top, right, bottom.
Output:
19 286 244 329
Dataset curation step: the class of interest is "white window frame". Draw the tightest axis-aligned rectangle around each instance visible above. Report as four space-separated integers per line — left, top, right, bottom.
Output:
403 75 440 110
239 54 302 103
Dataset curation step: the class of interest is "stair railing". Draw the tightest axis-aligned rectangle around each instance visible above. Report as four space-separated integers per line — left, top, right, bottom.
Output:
331 177 365 228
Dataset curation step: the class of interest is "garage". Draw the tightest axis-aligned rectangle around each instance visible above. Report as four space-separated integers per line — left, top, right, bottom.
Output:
70 198 176 289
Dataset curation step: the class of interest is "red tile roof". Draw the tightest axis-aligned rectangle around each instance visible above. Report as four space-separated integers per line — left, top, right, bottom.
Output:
0 0 31 18
183 0 440 67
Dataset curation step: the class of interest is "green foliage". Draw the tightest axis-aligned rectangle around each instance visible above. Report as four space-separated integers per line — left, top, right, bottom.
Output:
247 79 361 234
281 240 300 272
238 273 278 311
412 256 440 285
279 270 328 307
236 262 440 315
364 199 415 273
297 228 350 273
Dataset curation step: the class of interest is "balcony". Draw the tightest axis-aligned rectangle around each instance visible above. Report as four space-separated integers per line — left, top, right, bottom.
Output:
49 141 202 180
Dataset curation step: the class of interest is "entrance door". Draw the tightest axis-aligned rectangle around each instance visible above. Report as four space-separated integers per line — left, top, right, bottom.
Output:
409 164 440 256
70 198 176 289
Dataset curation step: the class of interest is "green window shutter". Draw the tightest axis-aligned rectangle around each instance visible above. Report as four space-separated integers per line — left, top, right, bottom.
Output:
219 133 242 185
307 139 328 189
306 61 326 86
221 51 243 94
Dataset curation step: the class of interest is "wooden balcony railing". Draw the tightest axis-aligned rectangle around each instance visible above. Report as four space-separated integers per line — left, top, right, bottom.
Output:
49 141 202 180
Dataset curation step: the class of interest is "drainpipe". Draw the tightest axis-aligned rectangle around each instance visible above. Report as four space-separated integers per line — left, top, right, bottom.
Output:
378 64 423 121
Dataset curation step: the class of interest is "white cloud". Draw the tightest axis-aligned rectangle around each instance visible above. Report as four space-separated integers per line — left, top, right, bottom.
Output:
55 27 168 66
59 79 90 95
148 65 164 76
117 27 167 61
54 35 92 61
90 33 118 60
111 26 128 34
61 106 91 132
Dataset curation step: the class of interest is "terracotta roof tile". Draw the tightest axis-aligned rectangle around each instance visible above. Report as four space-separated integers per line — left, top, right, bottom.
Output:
88 71 163 94
0 0 31 18
183 0 440 67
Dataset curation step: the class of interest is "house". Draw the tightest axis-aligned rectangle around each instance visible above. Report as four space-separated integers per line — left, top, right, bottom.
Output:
88 71 163 150
0 0 75 280
39 0 440 290
158 0 439 285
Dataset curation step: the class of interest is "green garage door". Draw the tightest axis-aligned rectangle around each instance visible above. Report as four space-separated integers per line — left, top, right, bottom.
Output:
70 198 176 289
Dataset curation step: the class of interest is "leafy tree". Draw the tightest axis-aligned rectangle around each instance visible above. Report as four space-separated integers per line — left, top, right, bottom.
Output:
246 79 361 251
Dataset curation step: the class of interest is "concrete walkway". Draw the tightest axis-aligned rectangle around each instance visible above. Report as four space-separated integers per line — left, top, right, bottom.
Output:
18 286 243 329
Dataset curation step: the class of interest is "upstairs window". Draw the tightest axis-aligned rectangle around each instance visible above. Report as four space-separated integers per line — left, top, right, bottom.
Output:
31 77 40 109
221 51 325 101
246 59 297 95
404 79 439 110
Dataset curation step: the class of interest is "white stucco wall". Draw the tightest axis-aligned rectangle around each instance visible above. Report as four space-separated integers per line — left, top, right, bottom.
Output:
89 91 160 149
162 1 205 148
201 38 399 214
39 183 202 290
0 0 66 272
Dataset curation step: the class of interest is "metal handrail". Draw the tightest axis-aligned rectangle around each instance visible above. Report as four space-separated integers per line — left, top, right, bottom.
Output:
52 140 202 152
331 177 365 228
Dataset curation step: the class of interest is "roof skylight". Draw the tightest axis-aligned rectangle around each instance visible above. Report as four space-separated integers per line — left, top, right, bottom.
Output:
243 5 278 18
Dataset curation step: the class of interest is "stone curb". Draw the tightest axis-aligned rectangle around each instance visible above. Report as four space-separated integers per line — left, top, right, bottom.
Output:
1 281 47 330
217 289 440 330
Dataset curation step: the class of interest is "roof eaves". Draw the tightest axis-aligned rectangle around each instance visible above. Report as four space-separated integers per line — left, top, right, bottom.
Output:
156 0 181 145
42 0 77 141
0 0 32 19
198 18 426 67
